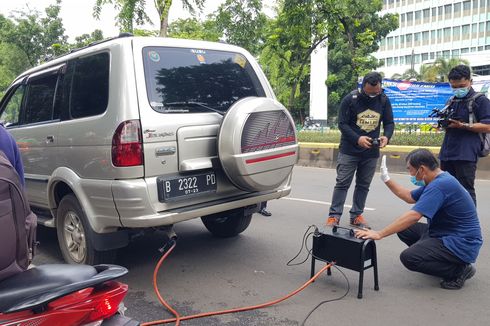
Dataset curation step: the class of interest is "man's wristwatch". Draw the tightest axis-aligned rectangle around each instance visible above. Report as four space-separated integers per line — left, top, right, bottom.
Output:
463 123 471 129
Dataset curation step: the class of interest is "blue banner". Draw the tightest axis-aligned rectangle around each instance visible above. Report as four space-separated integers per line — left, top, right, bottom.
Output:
381 79 453 124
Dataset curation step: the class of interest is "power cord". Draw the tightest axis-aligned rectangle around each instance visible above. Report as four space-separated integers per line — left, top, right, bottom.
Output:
286 225 316 266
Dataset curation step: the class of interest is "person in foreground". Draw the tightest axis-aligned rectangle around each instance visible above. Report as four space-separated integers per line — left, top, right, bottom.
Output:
355 149 482 290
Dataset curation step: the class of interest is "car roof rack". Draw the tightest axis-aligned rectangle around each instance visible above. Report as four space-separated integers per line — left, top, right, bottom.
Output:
45 33 134 63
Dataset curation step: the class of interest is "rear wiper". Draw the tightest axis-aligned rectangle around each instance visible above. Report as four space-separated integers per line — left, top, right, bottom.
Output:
163 101 225 116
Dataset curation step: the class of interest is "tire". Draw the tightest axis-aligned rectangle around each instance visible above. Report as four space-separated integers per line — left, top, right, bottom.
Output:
56 194 117 265
201 209 252 238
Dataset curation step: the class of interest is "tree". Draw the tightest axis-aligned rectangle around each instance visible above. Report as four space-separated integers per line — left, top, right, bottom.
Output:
323 0 398 119
213 0 267 56
0 0 67 68
432 57 470 82
93 0 205 36
167 17 220 41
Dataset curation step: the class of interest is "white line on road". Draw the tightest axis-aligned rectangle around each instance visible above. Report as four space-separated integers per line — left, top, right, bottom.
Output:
281 197 376 211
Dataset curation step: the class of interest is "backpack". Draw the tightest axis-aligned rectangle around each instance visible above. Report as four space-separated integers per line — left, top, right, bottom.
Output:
447 93 490 157
0 151 37 282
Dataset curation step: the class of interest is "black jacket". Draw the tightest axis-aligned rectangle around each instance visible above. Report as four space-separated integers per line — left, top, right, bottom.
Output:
338 90 394 158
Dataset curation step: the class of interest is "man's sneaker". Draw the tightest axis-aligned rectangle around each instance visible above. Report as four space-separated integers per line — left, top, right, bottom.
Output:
440 264 476 290
350 215 370 229
326 216 340 227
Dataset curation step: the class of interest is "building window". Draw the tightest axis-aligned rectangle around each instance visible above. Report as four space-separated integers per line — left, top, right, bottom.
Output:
414 32 421 46
387 36 394 50
463 1 471 15
437 29 443 43
443 27 451 42
443 50 450 58
454 2 462 18
415 10 422 24
478 46 484 51
394 36 399 49
430 52 435 59
401 13 406 27
444 4 452 20
462 24 470 40
453 26 461 41
400 35 405 48
472 23 478 38
431 7 437 21
430 30 436 44
387 57 393 66
452 49 460 57
438 6 443 21
461 48 470 53
422 31 429 45
407 11 414 25
406 33 413 47
414 54 421 64
473 0 479 15
394 57 399 65
422 53 429 61
423 8 430 23
400 56 405 65
405 54 412 65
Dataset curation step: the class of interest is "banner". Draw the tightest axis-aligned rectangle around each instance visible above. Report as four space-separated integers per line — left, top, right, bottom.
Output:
381 79 452 124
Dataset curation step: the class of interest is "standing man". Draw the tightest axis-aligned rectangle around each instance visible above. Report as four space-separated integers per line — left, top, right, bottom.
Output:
0 123 24 185
327 72 394 228
440 64 490 205
356 150 482 290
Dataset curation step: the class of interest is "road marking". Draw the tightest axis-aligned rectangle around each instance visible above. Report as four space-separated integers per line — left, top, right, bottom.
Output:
281 197 375 211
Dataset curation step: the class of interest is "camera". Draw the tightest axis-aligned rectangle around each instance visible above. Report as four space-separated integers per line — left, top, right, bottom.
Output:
370 137 381 148
429 105 455 128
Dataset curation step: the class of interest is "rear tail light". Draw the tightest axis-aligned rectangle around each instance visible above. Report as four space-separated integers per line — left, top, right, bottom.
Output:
112 120 143 167
82 281 128 323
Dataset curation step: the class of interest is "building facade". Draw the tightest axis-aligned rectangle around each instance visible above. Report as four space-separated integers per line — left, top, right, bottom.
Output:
376 0 490 78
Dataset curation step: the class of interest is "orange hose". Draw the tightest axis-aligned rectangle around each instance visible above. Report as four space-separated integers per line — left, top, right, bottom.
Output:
141 242 334 326
143 241 181 326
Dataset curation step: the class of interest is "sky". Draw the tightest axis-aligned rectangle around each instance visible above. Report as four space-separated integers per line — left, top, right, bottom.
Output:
0 0 274 42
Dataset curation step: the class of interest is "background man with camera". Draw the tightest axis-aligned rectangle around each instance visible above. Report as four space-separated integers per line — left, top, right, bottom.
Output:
439 64 490 206
326 71 394 228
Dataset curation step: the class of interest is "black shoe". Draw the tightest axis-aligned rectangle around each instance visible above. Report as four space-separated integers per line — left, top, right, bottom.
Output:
259 209 272 216
440 264 476 290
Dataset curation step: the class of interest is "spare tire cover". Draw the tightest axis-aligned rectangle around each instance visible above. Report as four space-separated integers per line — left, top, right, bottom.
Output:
218 97 298 192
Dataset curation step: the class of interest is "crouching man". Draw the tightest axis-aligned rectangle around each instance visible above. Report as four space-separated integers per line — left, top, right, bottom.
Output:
355 149 482 289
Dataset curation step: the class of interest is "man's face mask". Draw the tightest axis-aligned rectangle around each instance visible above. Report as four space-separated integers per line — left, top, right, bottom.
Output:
452 87 470 98
410 168 426 187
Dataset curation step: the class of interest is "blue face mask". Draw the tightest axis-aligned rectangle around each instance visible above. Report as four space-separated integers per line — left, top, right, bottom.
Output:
410 168 426 187
452 87 470 98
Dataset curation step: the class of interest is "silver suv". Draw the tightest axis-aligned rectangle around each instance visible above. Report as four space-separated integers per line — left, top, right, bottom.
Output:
0 35 298 264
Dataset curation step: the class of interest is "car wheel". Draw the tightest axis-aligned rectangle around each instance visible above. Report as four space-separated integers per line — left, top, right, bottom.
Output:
201 209 252 238
56 194 117 265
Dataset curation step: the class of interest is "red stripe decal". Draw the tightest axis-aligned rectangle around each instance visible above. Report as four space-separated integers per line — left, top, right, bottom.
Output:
245 151 296 164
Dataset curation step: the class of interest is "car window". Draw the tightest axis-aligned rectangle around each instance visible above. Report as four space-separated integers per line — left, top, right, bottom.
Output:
142 47 266 113
24 73 58 124
69 52 109 119
0 85 25 127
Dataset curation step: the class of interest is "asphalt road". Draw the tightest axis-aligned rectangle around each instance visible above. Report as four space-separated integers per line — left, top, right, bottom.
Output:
35 165 490 326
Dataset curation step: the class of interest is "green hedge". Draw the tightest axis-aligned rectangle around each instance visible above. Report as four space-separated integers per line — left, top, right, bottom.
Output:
298 130 445 147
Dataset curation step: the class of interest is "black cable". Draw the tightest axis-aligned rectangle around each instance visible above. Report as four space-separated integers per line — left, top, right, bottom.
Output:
286 225 316 266
299 244 351 326
300 264 350 326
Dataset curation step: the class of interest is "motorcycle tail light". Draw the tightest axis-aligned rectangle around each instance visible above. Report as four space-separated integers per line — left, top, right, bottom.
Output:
80 281 128 323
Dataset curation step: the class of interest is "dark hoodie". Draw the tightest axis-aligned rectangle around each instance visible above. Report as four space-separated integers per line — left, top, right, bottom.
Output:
338 90 394 158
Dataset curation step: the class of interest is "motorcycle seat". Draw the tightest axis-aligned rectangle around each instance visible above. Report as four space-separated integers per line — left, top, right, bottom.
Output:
0 264 127 313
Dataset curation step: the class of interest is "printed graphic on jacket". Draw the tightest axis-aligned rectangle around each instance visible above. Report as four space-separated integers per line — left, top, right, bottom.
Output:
357 109 380 132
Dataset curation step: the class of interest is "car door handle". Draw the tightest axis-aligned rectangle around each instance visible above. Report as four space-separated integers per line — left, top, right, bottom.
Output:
46 135 55 143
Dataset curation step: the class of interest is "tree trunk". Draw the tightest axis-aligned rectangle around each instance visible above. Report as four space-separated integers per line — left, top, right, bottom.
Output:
159 15 169 36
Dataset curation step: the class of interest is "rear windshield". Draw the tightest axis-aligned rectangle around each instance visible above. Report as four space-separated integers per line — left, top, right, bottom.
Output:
142 47 266 113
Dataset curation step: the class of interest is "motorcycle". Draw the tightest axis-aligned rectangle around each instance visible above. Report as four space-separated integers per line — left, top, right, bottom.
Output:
0 264 139 326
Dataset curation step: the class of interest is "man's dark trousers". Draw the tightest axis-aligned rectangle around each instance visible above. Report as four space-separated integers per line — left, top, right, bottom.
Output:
397 223 467 280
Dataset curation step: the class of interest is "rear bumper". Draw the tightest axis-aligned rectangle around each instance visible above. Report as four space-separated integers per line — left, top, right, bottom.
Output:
118 187 291 228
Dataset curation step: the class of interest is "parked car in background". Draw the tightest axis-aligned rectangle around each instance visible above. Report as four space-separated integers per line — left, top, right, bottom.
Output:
0 35 298 265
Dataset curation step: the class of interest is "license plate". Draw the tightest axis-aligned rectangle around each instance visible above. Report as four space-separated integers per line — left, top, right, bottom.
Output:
158 171 217 201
